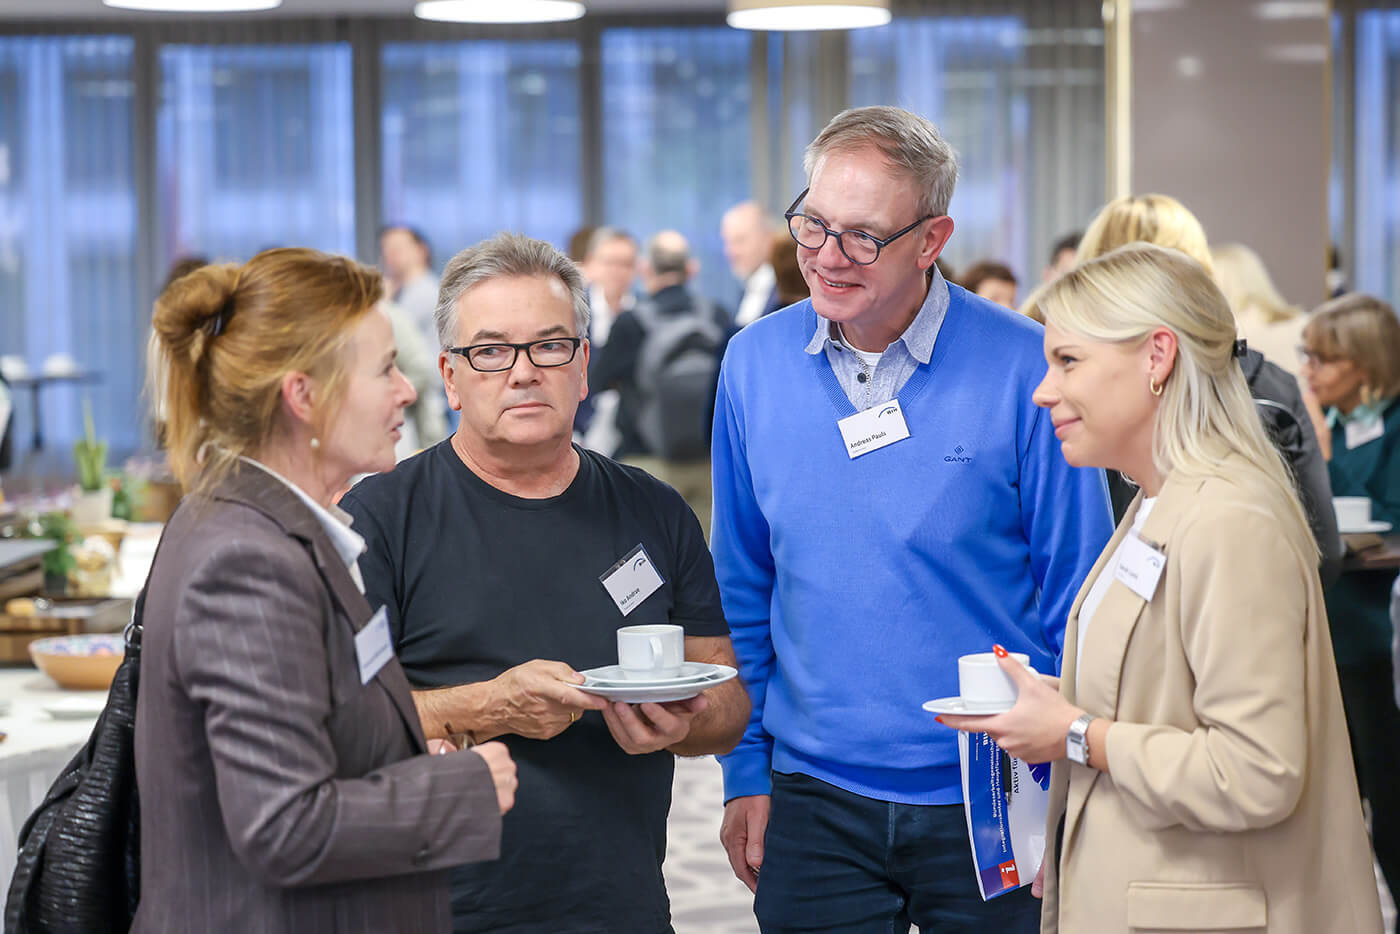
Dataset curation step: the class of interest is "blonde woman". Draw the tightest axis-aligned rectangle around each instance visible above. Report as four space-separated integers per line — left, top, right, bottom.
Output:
1300 293 1400 904
942 243 1382 933
1212 242 1306 377
1072 194 1341 586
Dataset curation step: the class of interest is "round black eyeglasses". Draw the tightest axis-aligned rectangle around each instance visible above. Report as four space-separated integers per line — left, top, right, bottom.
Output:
784 187 935 266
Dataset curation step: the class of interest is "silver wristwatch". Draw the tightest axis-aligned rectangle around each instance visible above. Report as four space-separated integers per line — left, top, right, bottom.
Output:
1066 713 1097 766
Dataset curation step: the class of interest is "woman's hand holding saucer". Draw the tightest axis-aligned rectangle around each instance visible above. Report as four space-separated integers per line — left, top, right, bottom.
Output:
937 644 1084 763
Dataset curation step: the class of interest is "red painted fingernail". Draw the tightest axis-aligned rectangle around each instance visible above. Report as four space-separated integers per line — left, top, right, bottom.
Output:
935 716 945 724
993 644 1008 658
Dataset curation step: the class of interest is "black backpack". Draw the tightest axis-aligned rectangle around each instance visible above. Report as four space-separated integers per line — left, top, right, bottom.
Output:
4 592 144 933
631 297 726 460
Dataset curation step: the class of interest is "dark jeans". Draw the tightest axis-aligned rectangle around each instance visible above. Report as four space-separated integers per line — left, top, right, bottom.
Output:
754 771 1041 934
1337 657 1400 899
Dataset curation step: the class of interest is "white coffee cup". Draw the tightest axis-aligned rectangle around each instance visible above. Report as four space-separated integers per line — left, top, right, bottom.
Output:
617 624 685 679
958 651 1032 712
1334 496 1372 530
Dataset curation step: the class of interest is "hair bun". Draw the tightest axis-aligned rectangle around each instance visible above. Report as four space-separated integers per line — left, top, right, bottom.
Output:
151 263 240 365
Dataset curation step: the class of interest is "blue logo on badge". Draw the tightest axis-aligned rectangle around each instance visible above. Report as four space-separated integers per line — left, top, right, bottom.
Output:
633 556 648 571
878 406 899 418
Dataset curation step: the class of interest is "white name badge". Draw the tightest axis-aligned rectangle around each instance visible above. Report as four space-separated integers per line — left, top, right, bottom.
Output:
355 606 395 685
1115 533 1166 603
837 399 911 459
1345 416 1385 450
600 544 665 617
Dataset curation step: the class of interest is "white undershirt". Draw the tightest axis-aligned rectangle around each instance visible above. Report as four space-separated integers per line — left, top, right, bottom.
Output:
835 323 884 367
1076 496 1156 658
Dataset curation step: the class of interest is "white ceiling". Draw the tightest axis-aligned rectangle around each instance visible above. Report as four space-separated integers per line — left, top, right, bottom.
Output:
0 0 726 19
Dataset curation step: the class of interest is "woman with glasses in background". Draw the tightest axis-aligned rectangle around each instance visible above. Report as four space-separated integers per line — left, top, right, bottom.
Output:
1300 292 1400 907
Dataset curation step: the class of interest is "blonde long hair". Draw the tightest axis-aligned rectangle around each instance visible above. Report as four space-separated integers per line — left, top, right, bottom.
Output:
1077 194 1214 273
1026 243 1313 553
147 248 383 494
1212 243 1302 325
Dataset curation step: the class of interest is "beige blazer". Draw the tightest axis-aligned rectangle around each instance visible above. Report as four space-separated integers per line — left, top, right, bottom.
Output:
1041 457 1383 934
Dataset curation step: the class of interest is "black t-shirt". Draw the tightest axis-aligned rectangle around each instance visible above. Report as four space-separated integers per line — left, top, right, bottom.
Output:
340 442 728 934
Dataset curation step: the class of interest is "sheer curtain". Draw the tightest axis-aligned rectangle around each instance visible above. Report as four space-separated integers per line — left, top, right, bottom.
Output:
1349 9 1400 305
766 0 1105 289
381 38 582 269
157 42 355 269
601 26 753 307
0 37 138 458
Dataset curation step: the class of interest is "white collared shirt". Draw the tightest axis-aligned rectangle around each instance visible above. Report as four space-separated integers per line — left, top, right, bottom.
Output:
735 263 777 327
239 457 367 593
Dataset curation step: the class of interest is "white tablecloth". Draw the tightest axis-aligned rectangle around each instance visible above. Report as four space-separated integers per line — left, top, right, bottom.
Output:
0 669 104 888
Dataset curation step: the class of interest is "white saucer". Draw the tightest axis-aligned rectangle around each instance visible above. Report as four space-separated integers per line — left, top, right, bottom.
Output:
580 662 716 687
42 697 106 720
922 696 1012 716
1339 519 1392 534
577 664 737 703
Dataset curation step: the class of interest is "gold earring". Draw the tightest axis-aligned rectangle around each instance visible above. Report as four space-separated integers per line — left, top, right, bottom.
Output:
1149 376 1164 397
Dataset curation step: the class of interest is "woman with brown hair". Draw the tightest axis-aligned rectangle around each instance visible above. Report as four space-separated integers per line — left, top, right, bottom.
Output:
135 248 515 933
1301 292 1400 905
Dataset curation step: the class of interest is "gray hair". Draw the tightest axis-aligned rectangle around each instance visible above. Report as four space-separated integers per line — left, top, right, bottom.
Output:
803 105 959 218
434 232 591 349
645 231 691 278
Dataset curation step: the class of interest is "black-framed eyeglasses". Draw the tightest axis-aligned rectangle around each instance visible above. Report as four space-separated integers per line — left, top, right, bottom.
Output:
784 187 936 266
448 337 582 373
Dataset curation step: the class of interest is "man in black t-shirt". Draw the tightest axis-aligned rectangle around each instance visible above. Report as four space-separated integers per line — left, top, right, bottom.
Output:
340 233 749 934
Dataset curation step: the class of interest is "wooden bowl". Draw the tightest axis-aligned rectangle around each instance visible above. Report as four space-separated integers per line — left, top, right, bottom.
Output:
28 633 124 690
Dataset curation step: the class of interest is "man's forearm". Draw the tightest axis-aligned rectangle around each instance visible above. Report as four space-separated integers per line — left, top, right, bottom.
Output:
413 681 505 742
669 679 750 757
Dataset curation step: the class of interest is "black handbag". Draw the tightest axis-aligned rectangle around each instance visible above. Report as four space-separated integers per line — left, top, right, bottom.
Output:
3 588 145 933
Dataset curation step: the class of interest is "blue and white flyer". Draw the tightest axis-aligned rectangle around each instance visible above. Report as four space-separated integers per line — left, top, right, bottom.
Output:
958 731 1051 900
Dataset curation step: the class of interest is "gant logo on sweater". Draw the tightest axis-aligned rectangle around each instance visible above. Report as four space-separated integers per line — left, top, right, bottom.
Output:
944 444 972 464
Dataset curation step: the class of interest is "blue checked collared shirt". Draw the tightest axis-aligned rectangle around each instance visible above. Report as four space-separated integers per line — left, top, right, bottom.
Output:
803 266 951 411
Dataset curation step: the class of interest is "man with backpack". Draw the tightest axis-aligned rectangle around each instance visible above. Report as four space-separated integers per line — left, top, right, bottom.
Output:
590 230 731 536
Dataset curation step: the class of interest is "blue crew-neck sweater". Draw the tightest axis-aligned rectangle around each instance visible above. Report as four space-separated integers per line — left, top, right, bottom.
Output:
712 286 1114 805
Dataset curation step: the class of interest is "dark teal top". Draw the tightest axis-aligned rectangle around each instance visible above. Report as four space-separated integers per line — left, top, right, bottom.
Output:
1325 398 1400 667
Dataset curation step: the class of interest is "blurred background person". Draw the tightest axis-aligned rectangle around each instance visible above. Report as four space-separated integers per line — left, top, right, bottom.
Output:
1301 292 1400 905
566 225 597 266
591 230 728 533
960 259 1018 309
137 247 515 933
722 200 781 326
769 230 809 309
574 226 639 457
1075 193 1342 587
380 224 438 351
1042 231 1081 284
1212 242 1306 376
947 242 1382 934
380 292 449 456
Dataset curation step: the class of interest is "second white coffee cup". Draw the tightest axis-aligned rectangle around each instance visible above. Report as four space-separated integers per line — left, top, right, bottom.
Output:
958 651 1032 712
617 624 685 679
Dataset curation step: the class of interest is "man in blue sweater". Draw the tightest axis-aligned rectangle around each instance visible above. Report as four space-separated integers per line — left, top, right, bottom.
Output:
712 106 1113 932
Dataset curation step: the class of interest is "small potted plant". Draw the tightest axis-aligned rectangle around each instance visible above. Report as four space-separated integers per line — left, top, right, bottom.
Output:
36 511 76 596
70 399 113 524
